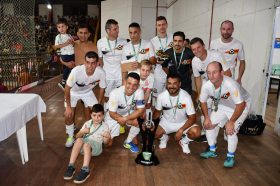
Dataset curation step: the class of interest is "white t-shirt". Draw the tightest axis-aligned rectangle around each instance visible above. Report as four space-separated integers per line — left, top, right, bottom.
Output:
121 39 155 73
55 34 74 55
199 76 251 112
139 73 154 91
156 89 196 124
210 38 245 69
82 120 109 144
97 37 127 80
192 50 229 81
108 85 145 116
151 34 173 79
67 65 106 95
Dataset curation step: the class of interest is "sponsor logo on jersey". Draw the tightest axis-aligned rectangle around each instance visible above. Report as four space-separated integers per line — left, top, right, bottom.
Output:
225 49 239 55
139 48 149 54
221 92 230 99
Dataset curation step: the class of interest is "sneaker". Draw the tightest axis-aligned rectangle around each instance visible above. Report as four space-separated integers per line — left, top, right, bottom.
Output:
179 140 190 154
200 150 217 159
73 169 90 184
58 81 66 90
119 126 126 134
123 141 139 153
159 135 169 149
65 136 75 148
194 134 208 143
224 157 235 168
63 165 75 180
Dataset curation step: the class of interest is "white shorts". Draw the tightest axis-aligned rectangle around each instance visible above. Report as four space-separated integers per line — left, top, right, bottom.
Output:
210 108 249 132
70 91 97 108
152 78 166 97
159 119 198 134
105 79 122 97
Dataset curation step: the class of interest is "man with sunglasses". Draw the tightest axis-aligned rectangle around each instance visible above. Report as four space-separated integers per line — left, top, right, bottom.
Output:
64 51 106 148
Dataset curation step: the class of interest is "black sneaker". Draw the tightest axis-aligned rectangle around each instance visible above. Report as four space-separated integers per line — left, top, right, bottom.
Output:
73 169 90 184
58 81 66 91
194 134 208 143
63 165 75 180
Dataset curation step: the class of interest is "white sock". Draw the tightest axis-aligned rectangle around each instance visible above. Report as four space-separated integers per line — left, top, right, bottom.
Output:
205 125 220 147
126 126 140 143
227 134 238 153
66 124 74 137
160 134 168 141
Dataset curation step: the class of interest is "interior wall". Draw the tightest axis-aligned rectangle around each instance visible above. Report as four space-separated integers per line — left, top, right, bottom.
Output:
88 5 99 18
52 5 63 24
167 0 278 114
101 0 167 40
101 0 133 39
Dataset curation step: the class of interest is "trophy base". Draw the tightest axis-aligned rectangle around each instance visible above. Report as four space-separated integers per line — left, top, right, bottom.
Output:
135 152 160 166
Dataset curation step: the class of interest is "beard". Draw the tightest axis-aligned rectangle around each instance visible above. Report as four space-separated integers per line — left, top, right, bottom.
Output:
222 33 232 40
168 87 179 95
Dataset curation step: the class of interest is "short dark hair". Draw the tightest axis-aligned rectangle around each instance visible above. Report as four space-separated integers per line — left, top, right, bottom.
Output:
173 31 185 41
156 16 167 23
57 18 68 26
77 23 90 31
129 22 141 30
105 19 118 30
185 38 190 43
92 104 104 115
220 20 234 29
190 37 205 46
85 51 99 60
126 72 140 81
167 73 181 82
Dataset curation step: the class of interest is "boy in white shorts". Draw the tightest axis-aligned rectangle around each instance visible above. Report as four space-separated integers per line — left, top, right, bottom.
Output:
63 104 111 184
199 62 251 168
153 73 201 154
106 72 145 153
64 51 106 148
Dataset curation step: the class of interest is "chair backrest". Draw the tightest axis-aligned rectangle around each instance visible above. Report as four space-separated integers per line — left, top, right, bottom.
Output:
271 64 280 76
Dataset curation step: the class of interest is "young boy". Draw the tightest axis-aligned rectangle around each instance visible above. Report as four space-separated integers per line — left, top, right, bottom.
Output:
138 60 154 114
54 18 75 90
63 104 111 184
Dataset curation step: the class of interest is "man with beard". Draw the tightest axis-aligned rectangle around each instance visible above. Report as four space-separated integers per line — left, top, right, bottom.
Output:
199 62 251 167
210 20 246 84
74 24 98 66
64 51 106 148
153 73 201 154
162 31 194 95
150 16 173 104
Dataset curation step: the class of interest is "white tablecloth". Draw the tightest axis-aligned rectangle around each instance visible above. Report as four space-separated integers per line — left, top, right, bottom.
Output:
0 93 46 164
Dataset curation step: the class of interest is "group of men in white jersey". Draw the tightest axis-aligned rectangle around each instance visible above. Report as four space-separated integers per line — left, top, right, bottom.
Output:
63 16 250 168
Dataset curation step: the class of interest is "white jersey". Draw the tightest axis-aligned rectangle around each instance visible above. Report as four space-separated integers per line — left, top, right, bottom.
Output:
55 34 74 55
139 73 154 91
192 50 229 81
210 38 245 69
156 89 196 124
199 76 251 112
82 120 109 144
67 65 106 95
151 34 173 79
97 37 127 80
121 39 155 73
108 85 145 116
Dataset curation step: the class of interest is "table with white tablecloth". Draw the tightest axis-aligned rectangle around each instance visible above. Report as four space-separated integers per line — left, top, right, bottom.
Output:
0 93 46 164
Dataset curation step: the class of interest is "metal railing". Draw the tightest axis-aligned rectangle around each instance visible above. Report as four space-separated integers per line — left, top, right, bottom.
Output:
0 53 63 92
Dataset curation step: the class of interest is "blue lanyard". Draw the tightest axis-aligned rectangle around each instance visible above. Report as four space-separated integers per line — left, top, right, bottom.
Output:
158 35 168 51
106 37 117 55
